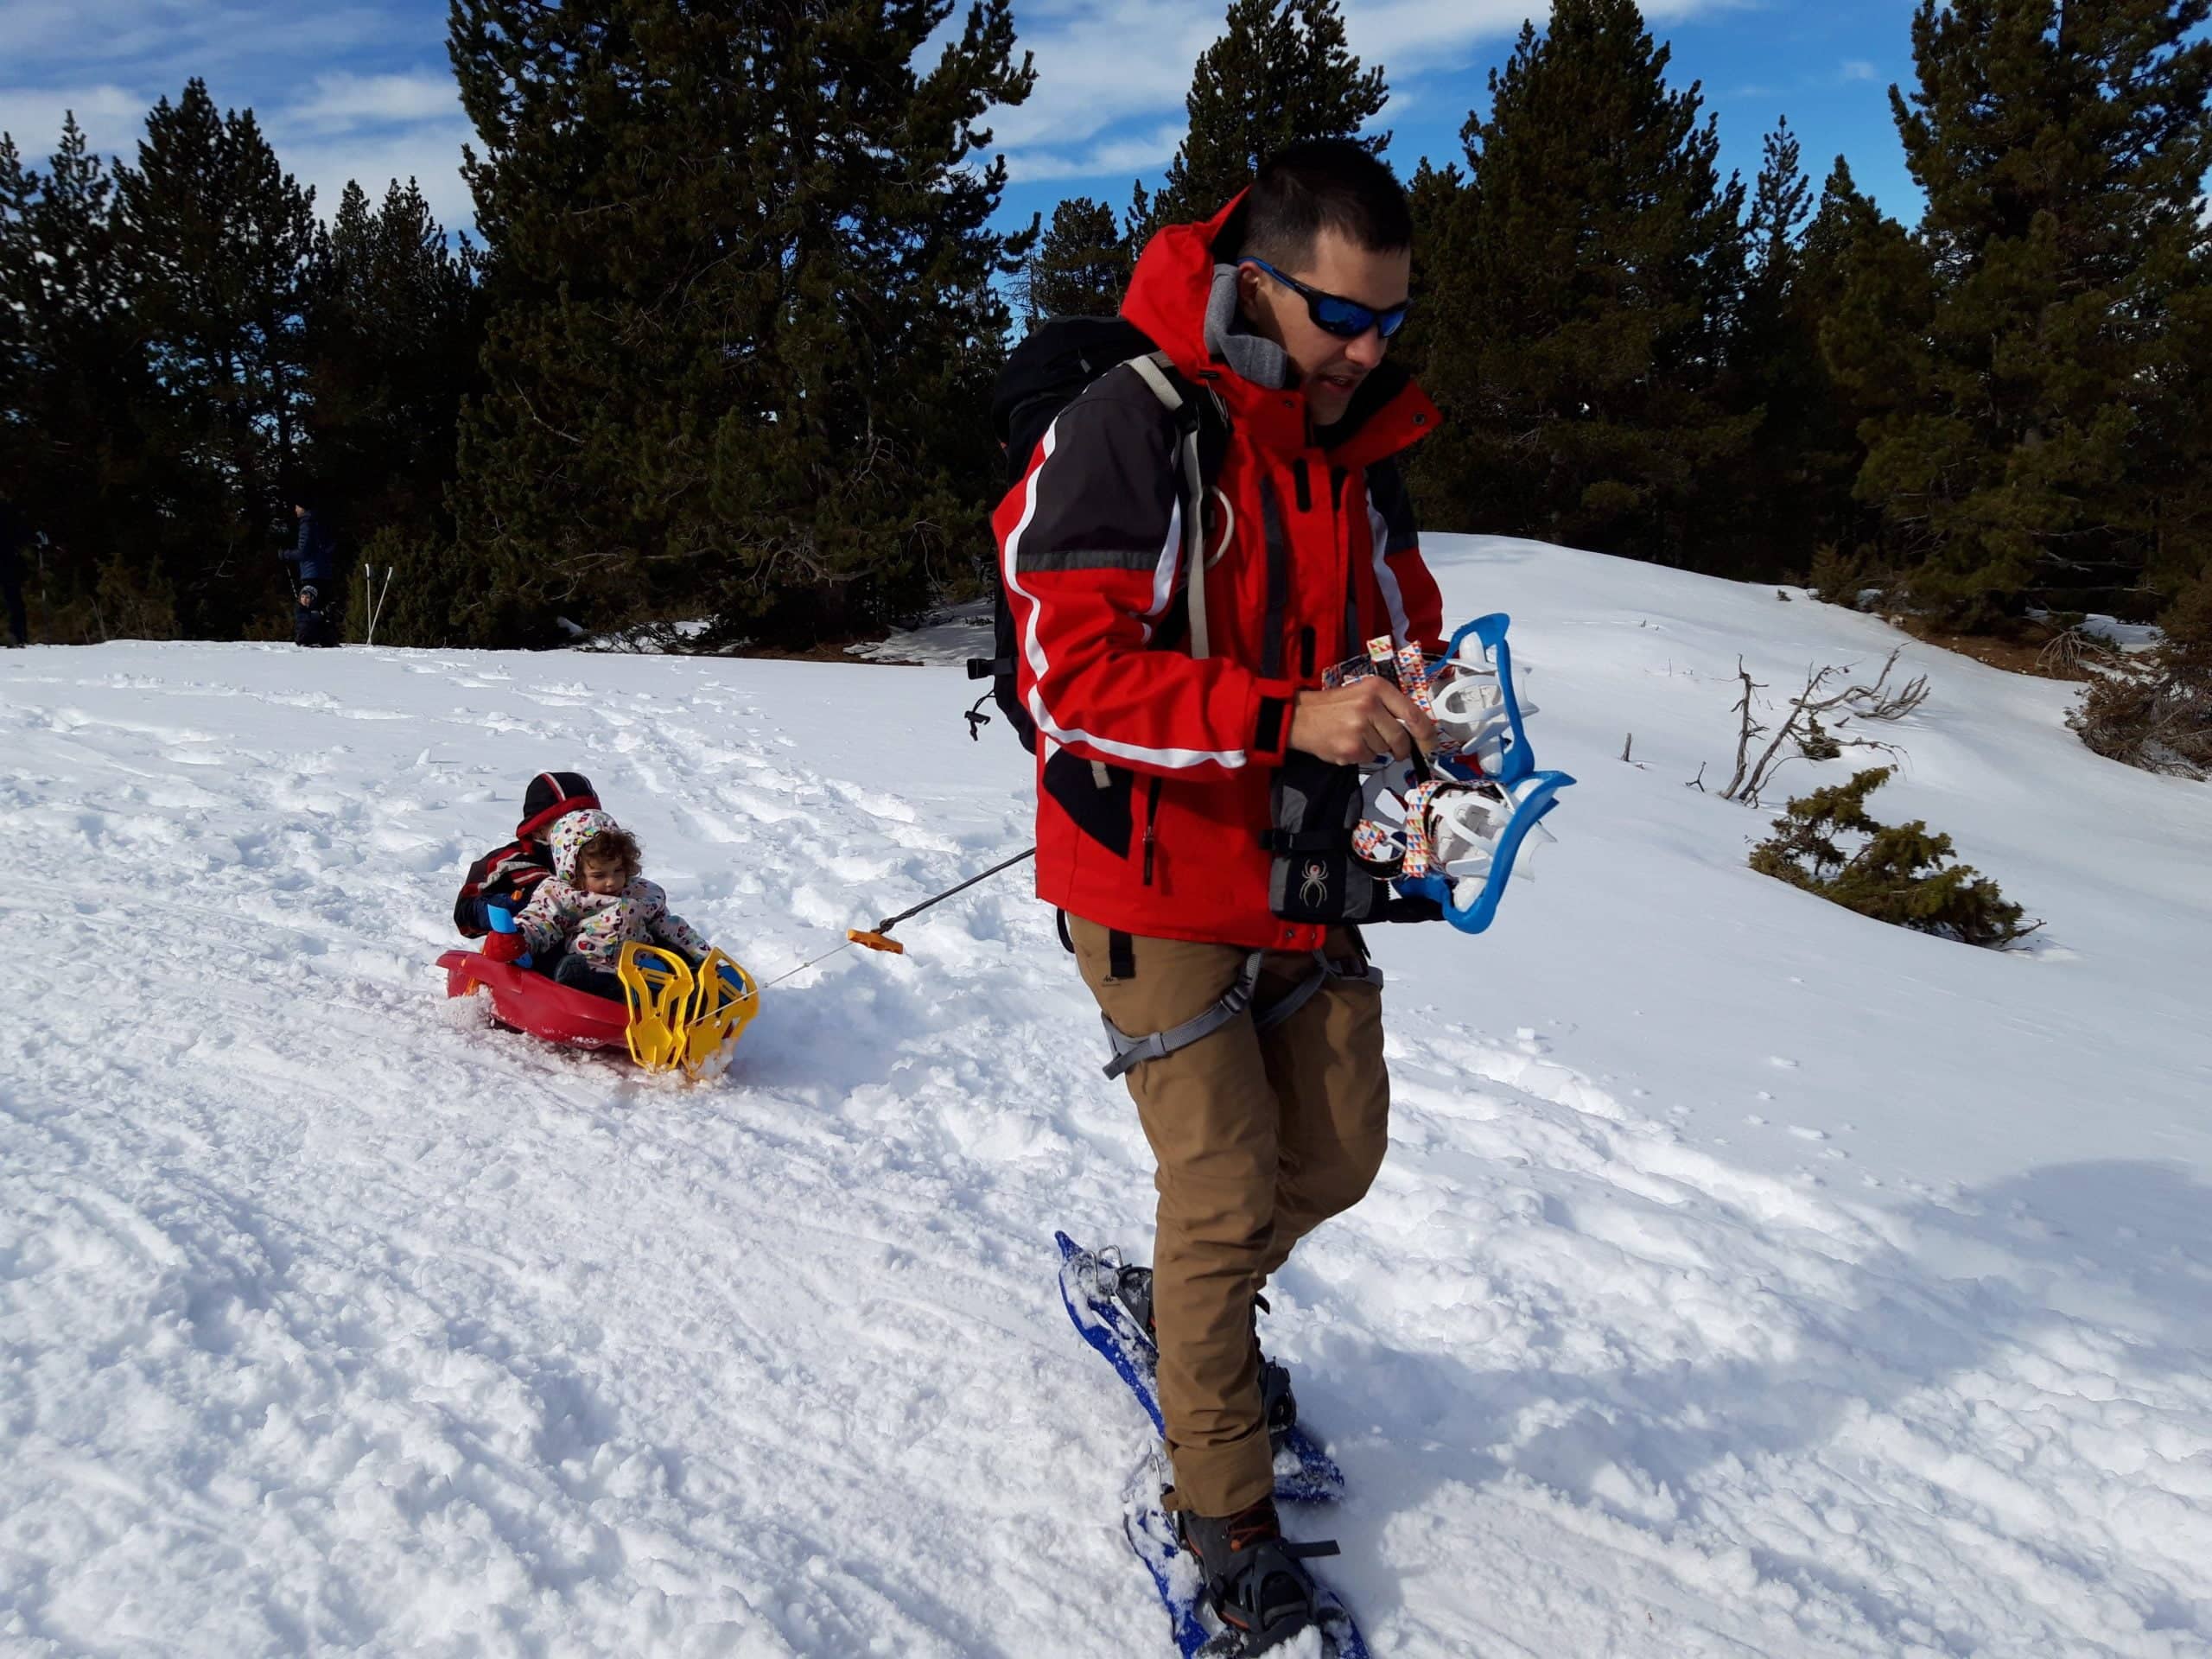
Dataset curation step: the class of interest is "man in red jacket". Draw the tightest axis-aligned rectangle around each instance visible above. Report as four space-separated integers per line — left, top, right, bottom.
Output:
995 140 1442 1646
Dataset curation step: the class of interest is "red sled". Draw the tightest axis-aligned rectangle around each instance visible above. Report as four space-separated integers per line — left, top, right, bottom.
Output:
437 950 630 1051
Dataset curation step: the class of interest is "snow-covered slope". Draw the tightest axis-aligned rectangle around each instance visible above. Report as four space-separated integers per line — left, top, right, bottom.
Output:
3 536 2209 1658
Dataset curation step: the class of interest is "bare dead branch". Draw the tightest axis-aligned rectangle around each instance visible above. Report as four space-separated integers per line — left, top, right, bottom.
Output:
1720 649 1932 806
1719 658 1766 800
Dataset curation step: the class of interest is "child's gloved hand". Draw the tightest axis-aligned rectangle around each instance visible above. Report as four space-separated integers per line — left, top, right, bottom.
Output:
480 929 527 963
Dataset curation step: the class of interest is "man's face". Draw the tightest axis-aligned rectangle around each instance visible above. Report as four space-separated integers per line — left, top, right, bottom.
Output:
1237 227 1412 429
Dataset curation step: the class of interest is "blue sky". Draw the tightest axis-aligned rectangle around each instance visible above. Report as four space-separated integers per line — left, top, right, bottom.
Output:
0 0 1928 243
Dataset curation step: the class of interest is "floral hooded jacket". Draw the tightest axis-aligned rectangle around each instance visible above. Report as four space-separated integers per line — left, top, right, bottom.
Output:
513 808 712 969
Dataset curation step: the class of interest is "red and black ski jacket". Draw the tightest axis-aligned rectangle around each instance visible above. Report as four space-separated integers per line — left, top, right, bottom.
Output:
994 196 1444 952
450 771 601 937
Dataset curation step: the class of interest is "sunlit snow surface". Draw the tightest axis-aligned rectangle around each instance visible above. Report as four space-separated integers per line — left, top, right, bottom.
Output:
3 537 2209 1657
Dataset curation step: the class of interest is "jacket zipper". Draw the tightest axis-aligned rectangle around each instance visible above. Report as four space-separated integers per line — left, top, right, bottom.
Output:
1141 777 1163 885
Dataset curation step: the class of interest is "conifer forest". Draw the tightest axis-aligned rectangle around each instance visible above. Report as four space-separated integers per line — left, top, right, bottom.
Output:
3 0 2209 652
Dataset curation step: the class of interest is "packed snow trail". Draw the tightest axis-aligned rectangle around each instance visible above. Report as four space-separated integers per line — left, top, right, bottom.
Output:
3 537 2209 1657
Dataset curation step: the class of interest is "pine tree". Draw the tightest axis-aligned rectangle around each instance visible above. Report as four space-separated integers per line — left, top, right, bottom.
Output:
303 177 481 639
1017 196 1128 323
1719 124 1869 576
0 114 178 639
447 0 1035 647
1408 0 1755 568
117 81 318 636
1837 0 2212 629
1135 0 1388 239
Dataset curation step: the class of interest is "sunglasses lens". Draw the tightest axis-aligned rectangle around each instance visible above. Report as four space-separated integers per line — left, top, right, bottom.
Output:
1313 296 1373 338
1376 305 1409 339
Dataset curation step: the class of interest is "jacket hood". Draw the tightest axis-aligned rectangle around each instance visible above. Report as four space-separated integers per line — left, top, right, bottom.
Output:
1119 190 1439 466
517 770 601 841
1121 192 1261 385
547 807 621 883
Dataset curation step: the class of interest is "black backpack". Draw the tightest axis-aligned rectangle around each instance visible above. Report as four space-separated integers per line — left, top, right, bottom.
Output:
967 316 1229 751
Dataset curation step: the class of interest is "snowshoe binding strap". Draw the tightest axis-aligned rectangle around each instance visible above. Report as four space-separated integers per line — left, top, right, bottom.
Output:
1113 1260 1156 1341
1259 1357 1299 1438
1181 1500 1342 1656
617 942 695 1073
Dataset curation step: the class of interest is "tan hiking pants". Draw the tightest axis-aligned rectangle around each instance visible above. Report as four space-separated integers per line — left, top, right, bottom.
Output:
1069 917 1390 1518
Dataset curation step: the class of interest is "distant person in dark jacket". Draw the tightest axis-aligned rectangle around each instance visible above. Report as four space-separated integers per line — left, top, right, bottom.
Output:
0 497 28 647
279 498 340 647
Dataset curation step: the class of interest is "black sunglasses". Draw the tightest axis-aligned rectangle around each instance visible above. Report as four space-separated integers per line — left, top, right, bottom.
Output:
1243 257 1410 340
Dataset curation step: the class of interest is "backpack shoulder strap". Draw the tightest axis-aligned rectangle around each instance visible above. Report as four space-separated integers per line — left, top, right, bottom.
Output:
1122 351 1225 662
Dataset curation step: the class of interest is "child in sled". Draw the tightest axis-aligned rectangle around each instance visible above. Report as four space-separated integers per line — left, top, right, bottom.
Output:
478 809 712 1001
453 771 603 948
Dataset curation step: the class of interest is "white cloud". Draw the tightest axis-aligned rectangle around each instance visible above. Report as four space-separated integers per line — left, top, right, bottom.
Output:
285 72 461 136
265 71 474 232
988 0 1751 181
0 0 387 73
1841 60 1878 82
0 83 147 155
1003 122 1184 184
987 0 1219 152
276 117 476 236
0 3 468 226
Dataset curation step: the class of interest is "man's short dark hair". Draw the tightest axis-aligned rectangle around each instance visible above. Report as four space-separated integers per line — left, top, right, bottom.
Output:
1239 138 1412 269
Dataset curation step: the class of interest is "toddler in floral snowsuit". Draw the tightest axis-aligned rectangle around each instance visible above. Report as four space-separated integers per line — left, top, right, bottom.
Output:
480 808 711 1001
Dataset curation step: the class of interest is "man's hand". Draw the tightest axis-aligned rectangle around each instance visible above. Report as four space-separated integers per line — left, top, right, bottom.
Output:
1287 677 1438 765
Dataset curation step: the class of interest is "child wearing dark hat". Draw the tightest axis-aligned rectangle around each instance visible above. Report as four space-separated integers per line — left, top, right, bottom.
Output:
479 810 711 1001
452 772 604 954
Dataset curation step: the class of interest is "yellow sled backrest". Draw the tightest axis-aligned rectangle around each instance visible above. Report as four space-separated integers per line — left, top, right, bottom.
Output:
617 942 695 1073
680 949 760 1081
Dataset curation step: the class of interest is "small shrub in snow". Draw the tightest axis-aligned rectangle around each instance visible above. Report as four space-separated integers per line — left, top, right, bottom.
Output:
1750 767 2037 949
2067 576 2212 779
1806 543 1893 612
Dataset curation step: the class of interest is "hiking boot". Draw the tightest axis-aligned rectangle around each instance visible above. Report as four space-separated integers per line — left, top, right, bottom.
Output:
1178 1495 1339 1655
1114 1264 1300 1436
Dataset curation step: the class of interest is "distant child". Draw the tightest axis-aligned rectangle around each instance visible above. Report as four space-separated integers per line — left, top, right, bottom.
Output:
453 771 603 944
480 809 711 1001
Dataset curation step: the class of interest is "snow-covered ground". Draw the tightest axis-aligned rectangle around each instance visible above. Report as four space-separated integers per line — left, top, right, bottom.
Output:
3 535 2209 1659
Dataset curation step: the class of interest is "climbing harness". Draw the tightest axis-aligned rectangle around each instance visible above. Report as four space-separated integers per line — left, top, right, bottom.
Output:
1100 946 1385 1080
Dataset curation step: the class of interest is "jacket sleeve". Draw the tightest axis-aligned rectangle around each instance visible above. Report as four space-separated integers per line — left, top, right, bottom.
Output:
642 885 712 961
515 880 569 955
453 850 495 938
995 382 1298 781
1363 458 1445 657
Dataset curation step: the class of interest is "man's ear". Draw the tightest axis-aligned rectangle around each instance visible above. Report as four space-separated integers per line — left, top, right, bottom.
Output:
1235 261 1263 309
